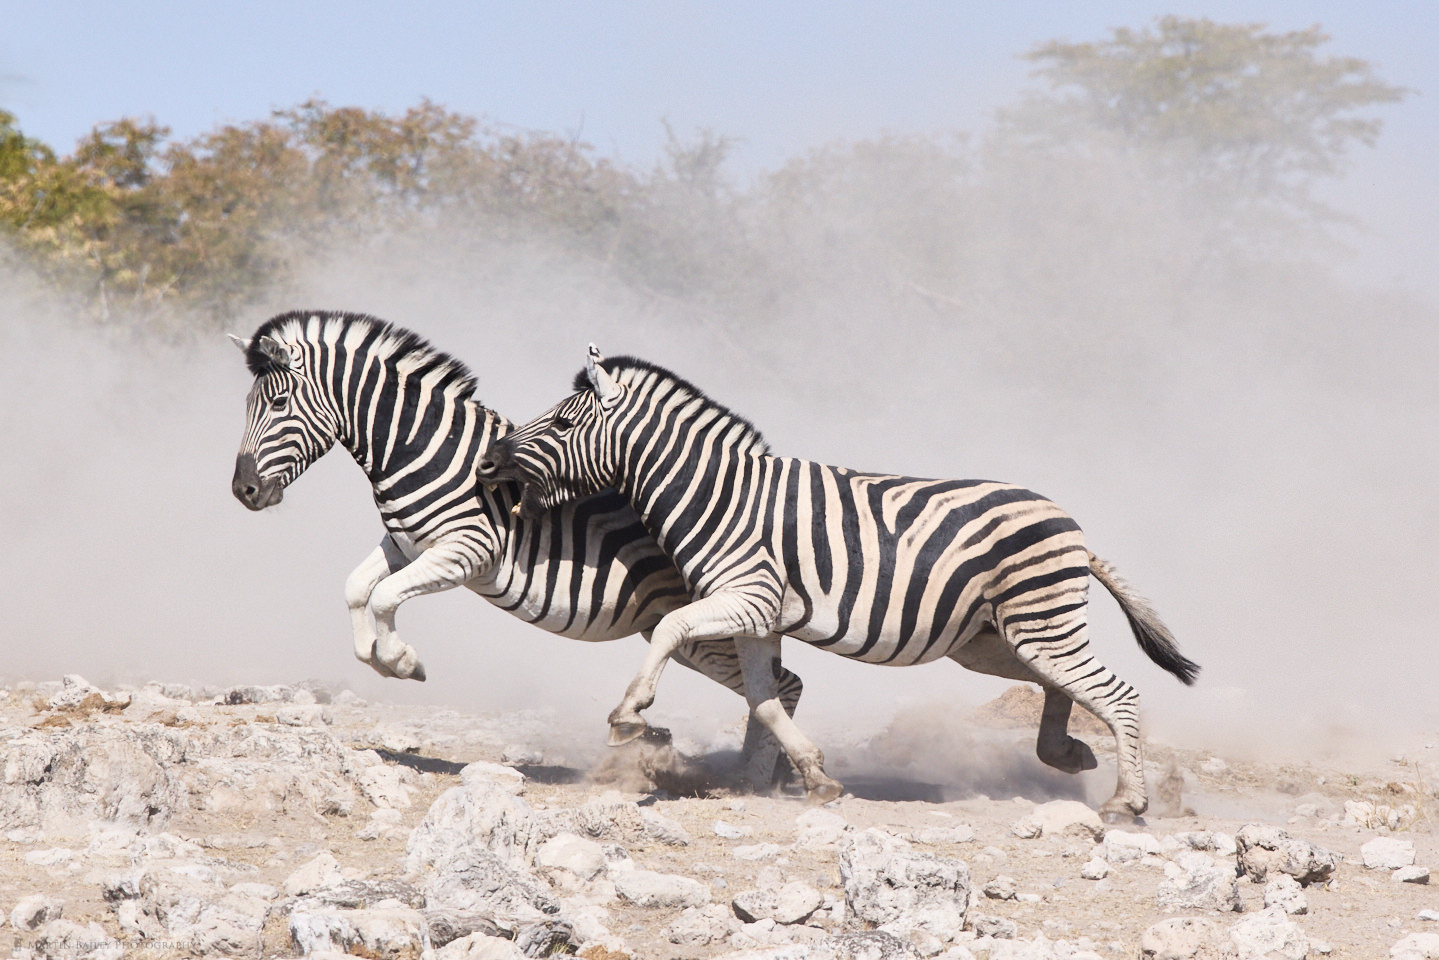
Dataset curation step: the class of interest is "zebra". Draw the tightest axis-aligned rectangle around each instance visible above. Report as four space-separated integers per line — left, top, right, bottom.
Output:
229 310 805 785
476 345 1200 819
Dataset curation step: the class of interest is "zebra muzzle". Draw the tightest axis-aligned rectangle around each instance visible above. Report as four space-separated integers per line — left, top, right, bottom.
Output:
232 454 284 510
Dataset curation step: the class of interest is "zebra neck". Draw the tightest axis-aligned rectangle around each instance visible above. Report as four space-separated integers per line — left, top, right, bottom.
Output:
616 425 765 581
332 369 480 485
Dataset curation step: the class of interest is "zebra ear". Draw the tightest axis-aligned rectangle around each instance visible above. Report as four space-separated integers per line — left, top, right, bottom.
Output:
257 335 298 372
586 344 622 407
226 333 252 355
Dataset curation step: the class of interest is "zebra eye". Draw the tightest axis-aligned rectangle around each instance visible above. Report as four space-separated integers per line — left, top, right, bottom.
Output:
270 394 289 412
553 416 574 432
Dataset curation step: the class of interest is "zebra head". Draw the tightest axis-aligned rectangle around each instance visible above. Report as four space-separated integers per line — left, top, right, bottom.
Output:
478 344 622 520
230 331 340 511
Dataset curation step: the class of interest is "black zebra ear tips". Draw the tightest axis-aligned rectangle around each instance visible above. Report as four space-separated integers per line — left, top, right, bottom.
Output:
586 344 622 406
257 335 296 371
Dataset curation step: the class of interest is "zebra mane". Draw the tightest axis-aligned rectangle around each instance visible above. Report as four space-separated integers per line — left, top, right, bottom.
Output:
573 355 770 455
245 311 479 399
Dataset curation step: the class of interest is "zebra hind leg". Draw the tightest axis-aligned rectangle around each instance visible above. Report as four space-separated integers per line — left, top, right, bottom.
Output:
1036 686 1098 775
998 597 1148 821
946 628 1096 776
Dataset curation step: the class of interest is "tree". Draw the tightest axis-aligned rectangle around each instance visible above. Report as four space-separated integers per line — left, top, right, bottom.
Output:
1000 17 1408 224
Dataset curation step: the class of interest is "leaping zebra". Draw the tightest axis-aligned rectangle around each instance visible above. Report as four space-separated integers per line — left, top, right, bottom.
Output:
229 311 804 785
477 345 1200 819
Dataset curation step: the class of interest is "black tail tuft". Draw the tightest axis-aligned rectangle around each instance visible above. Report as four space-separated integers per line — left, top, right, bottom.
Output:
1087 551 1199 685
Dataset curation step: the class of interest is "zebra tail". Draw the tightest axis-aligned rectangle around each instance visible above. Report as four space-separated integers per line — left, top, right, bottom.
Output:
1087 550 1200 686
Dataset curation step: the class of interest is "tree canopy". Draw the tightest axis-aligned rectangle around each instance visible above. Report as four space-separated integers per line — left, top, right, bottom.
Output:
1004 17 1408 217
0 17 1412 330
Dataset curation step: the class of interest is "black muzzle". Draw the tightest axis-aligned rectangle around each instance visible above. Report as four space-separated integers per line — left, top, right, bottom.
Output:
232 453 284 510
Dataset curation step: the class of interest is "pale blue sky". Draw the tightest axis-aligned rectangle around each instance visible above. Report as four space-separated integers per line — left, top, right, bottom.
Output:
3 2 1436 289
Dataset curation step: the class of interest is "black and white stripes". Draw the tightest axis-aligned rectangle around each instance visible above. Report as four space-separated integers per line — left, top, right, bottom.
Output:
480 345 1198 817
230 312 802 786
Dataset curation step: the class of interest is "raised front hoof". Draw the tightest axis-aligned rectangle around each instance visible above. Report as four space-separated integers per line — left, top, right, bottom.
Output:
1039 736 1099 775
806 777 844 806
608 719 648 746
1099 796 1147 824
380 646 427 682
362 658 398 679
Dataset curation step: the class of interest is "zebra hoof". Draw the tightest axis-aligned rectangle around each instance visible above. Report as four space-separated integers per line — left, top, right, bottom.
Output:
1099 797 1146 824
409 662 427 682
608 720 647 746
806 777 844 805
1039 736 1098 775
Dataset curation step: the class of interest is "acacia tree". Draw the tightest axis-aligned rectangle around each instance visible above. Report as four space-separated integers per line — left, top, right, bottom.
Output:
1000 17 1408 227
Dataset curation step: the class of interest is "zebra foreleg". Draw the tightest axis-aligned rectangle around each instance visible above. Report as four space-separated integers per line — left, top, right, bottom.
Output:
367 537 487 681
344 539 410 678
734 635 841 804
607 591 778 746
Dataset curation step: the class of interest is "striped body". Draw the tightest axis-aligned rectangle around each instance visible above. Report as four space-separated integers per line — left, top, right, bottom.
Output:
482 350 1198 816
231 313 802 785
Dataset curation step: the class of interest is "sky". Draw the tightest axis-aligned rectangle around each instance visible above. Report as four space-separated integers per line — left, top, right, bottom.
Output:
4 2 1436 291
1 3 1436 784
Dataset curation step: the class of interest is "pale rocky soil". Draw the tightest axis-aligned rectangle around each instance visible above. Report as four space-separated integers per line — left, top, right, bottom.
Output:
1 676 1436 959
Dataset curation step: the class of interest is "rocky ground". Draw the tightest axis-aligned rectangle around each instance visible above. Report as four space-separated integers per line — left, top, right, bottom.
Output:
1 675 1436 960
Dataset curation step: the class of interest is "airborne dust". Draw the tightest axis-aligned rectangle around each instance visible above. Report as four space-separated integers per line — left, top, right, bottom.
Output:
1 57 1435 798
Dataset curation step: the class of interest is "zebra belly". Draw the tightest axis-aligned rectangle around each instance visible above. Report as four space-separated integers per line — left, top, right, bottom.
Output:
469 555 682 642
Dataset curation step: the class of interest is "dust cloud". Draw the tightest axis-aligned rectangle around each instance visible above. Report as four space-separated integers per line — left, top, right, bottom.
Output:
1 91 1435 779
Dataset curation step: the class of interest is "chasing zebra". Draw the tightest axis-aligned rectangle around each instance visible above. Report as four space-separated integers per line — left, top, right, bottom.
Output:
477 346 1200 818
229 311 804 784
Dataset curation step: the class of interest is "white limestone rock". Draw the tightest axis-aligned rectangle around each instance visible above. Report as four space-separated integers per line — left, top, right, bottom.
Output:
982 876 1018 901
1362 836 1417 870
715 818 751 838
1345 799 1413 830
667 904 737 946
731 883 824 925
838 827 970 943
1102 830 1162 863
1391 932 1439 960
613 868 711 909
1138 916 1226 959
534 833 606 882
1264 874 1308 915
405 781 536 874
1394 865 1430 884
276 704 332 726
32 919 123 960
357 807 405 841
289 905 428 958
1235 824 1340 885
435 932 525 960
1080 858 1109 880
10 894 64 931
1029 800 1106 841
1227 906 1308 960
283 852 343 898
460 761 526 795
1158 852 1241 913
910 824 976 845
641 807 692 846
500 744 544 765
